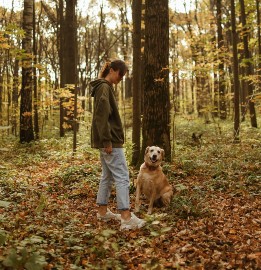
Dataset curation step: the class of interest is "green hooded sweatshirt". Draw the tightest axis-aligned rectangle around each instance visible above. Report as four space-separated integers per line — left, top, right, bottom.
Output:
90 79 124 148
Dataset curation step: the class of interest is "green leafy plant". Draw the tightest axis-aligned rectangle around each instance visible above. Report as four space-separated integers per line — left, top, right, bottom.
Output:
0 230 7 246
3 248 47 270
53 164 100 185
171 185 209 219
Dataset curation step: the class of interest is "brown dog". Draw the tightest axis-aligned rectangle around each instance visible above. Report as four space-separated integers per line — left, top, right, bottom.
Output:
135 146 173 214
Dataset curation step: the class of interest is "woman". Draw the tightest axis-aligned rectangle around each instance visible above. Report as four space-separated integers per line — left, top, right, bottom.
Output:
90 59 145 230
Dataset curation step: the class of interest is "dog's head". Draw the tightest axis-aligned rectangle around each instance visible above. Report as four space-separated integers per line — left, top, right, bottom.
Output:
144 146 165 167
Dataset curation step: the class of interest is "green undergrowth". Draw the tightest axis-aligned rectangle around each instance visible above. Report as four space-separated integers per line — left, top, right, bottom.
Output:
0 116 260 269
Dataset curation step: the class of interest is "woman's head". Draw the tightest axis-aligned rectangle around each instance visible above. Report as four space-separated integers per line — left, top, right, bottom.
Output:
99 60 128 80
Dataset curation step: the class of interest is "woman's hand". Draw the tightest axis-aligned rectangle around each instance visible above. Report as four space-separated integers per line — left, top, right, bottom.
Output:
104 145 112 154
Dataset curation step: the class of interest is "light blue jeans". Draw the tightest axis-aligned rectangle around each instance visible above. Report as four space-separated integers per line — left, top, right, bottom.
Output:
96 148 130 210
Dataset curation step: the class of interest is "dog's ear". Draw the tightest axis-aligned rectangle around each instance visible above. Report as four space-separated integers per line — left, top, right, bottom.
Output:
145 146 150 154
161 148 165 159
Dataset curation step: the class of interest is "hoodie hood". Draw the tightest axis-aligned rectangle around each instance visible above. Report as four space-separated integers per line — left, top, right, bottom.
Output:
90 79 112 97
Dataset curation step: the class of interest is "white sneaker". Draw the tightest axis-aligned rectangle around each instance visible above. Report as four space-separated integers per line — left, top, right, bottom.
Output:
120 213 146 230
97 209 121 221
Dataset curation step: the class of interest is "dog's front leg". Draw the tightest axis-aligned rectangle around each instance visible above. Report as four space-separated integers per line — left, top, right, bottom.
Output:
135 181 141 213
148 190 156 215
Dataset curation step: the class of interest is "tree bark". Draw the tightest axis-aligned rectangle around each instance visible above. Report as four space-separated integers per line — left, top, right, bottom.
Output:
216 0 227 119
0 68 3 125
230 0 240 141
131 0 142 166
20 0 34 143
58 0 65 137
33 0 39 139
142 0 171 161
64 0 77 85
239 0 257 128
256 0 261 91
12 59 19 136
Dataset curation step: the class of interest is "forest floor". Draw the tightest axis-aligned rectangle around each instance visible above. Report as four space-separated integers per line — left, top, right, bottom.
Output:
0 117 261 270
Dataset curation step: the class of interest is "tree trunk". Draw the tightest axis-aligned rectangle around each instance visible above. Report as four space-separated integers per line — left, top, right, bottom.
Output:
12 59 19 136
0 68 3 125
216 0 227 119
33 0 39 139
64 0 77 85
230 0 240 141
58 0 65 137
64 0 78 147
239 0 257 128
256 0 261 91
20 0 34 143
96 4 104 76
209 0 219 118
131 0 142 166
142 0 171 161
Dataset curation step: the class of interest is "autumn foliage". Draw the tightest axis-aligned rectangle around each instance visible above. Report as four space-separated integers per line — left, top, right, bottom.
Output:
0 118 260 269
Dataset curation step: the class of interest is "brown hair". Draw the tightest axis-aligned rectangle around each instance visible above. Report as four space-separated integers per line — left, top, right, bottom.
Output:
99 60 128 78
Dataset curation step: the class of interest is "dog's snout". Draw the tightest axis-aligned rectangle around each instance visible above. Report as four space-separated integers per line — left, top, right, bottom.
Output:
152 154 157 160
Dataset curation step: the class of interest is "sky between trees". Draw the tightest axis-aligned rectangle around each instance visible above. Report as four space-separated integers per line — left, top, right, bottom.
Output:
0 0 194 14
